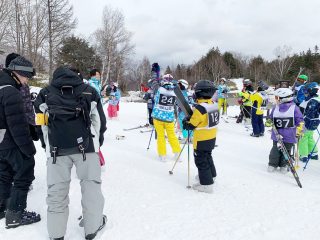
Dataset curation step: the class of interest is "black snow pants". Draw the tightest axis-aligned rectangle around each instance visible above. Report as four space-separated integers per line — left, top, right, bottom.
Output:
0 148 35 211
268 141 294 168
194 139 217 185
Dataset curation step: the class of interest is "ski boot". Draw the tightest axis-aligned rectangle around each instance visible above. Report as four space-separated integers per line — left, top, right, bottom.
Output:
158 155 167 162
300 156 308 163
279 166 288 174
85 215 107 240
0 199 7 220
311 154 318 160
267 165 276 172
192 184 213 194
250 133 260 137
5 209 41 228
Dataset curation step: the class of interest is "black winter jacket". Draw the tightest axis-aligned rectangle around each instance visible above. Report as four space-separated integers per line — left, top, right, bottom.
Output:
0 70 36 157
34 67 107 154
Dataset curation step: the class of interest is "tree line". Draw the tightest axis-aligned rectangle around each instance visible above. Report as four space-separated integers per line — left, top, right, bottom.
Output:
1 0 319 92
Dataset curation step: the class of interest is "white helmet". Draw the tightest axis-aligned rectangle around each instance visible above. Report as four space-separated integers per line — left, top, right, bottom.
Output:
274 88 293 103
178 79 189 89
163 74 174 81
220 78 226 83
160 79 173 87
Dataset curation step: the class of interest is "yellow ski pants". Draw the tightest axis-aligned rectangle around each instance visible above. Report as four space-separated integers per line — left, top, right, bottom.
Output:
218 98 227 114
153 119 181 156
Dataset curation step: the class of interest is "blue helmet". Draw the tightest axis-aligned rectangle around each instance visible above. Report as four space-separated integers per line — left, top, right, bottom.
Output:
304 82 319 97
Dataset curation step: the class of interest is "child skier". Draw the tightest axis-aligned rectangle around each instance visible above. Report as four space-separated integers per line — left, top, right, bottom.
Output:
183 80 219 193
299 82 320 162
249 86 268 137
236 79 253 124
268 88 303 172
143 79 155 125
217 78 229 115
151 75 181 161
107 92 119 119
177 79 194 142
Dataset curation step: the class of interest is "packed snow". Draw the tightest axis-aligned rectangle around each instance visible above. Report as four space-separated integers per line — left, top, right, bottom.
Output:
1 102 320 240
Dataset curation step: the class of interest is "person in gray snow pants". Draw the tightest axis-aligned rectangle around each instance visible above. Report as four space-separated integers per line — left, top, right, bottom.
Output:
47 153 104 238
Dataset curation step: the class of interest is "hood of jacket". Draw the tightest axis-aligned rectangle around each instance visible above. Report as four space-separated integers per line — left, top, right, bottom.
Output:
0 70 20 88
51 66 83 88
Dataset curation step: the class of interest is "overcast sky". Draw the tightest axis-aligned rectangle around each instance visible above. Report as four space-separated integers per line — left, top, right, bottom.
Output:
69 0 320 68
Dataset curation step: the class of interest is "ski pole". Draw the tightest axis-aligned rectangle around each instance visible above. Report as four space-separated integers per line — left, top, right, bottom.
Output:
291 67 304 90
187 130 191 189
294 138 300 170
169 137 188 175
147 127 154 150
303 128 320 170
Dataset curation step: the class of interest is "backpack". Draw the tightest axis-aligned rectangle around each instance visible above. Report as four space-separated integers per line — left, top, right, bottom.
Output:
45 84 92 163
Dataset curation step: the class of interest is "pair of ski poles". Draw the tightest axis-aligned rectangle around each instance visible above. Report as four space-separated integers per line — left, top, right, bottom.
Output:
169 130 192 189
146 123 192 188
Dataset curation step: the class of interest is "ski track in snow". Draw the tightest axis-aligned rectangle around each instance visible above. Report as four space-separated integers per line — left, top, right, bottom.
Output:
1 103 320 240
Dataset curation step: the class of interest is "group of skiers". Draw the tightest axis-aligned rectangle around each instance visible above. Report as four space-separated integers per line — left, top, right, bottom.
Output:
145 63 220 194
1 51 320 239
233 74 320 175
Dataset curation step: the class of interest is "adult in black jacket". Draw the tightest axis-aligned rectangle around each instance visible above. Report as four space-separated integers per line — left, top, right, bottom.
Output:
34 66 107 240
0 56 40 228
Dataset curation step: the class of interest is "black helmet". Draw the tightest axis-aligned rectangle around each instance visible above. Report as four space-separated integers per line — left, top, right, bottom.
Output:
194 80 216 99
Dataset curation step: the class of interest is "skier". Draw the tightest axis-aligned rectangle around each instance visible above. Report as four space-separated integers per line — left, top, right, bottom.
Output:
236 79 253 124
143 79 155 125
298 82 320 162
182 80 218 194
249 86 268 137
293 74 308 112
0 56 40 227
107 92 119 119
110 82 121 111
151 74 181 161
177 79 194 142
88 69 103 99
268 88 303 172
34 66 107 240
217 78 229 115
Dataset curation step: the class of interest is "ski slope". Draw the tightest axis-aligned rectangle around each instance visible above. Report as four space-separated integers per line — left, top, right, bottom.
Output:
1 102 320 240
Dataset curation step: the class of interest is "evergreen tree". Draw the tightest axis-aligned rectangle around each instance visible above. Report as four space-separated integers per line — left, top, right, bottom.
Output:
56 35 102 76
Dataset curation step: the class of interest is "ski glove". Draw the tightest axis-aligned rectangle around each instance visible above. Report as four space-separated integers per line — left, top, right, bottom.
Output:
265 118 273 127
296 122 304 137
182 118 196 131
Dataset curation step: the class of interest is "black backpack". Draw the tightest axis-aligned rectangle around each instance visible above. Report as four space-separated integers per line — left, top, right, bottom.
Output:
45 84 92 163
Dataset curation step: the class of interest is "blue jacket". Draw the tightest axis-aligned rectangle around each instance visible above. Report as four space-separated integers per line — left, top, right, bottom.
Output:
294 83 305 105
217 84 229 99
304 96 320 130
88 77 102 98
151 86 176 122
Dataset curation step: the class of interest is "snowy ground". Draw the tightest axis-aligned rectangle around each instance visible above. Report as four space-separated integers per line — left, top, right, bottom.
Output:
1 103 320 240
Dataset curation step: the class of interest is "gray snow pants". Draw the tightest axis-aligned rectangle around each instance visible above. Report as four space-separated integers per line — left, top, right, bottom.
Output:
46 153 104 238
269 141 294 168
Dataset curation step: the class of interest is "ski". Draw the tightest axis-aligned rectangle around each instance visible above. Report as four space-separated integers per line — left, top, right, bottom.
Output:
140 129 152 133
271 125 302 188
116 135 126 140
123 124 149 131
174 86 193 119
